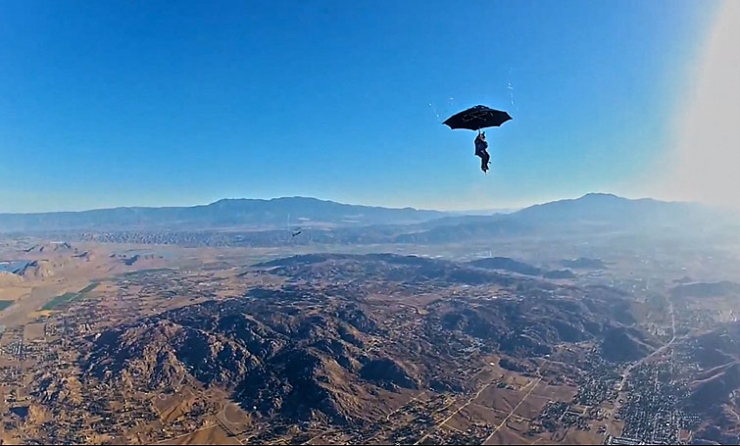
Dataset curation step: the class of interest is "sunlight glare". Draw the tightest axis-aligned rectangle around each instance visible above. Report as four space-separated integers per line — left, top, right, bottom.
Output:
658 0 740 211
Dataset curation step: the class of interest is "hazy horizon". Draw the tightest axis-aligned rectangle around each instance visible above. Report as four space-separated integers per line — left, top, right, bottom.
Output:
0 191 703 216
1 0 735 214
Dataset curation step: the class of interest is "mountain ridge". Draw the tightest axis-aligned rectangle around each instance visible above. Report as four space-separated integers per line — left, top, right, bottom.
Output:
0 193 729 236
0 196 442 216
0 196 446 232
72 252 648 432
392 193 732 245
0 192 696 218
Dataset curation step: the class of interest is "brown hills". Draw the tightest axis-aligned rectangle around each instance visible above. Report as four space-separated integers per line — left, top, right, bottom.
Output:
75 253 653 431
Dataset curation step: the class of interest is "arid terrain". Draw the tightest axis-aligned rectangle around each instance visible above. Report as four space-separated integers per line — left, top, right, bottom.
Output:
2 194 740 445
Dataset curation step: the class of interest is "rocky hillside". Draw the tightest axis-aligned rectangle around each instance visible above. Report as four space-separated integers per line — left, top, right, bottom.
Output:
80 297 426 425
76 253 652 428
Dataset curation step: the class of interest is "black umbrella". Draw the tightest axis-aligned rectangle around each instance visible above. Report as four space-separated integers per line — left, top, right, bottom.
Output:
443 105 512 131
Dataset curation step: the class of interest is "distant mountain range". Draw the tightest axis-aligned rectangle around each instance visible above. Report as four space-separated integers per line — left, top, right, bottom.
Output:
0 193 735 242
393 193 733 244
0 197 445 232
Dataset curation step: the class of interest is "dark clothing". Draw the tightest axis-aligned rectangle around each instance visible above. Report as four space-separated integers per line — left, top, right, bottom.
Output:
478 149 490 172
474 136 488 154
474 136 490 173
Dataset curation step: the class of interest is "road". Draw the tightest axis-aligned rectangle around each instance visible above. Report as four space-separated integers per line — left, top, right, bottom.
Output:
413 382 495 445
414 360 551 445
617 298 676 392
481 361 551 445
609 294 676 437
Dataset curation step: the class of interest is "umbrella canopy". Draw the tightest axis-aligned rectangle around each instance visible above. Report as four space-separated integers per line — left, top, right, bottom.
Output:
443 105 512 131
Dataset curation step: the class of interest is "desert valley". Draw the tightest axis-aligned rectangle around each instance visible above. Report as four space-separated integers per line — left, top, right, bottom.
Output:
1 194 740 445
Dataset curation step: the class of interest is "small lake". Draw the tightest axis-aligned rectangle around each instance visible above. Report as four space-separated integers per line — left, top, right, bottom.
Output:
10 406 29 419
0 260 31 274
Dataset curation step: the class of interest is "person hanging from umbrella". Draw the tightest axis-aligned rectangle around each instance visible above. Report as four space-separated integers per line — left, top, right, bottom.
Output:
474 130 490 174
443 105 512 175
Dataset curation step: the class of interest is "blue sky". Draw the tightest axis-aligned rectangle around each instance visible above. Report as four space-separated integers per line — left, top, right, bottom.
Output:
0 0 722 213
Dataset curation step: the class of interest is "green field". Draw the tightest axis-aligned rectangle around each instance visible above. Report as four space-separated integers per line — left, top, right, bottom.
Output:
79 282 100 293
41 282 100 311
0 300 13 311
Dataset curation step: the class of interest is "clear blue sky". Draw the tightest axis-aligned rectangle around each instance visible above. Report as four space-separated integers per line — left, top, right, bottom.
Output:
0 0 721 213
